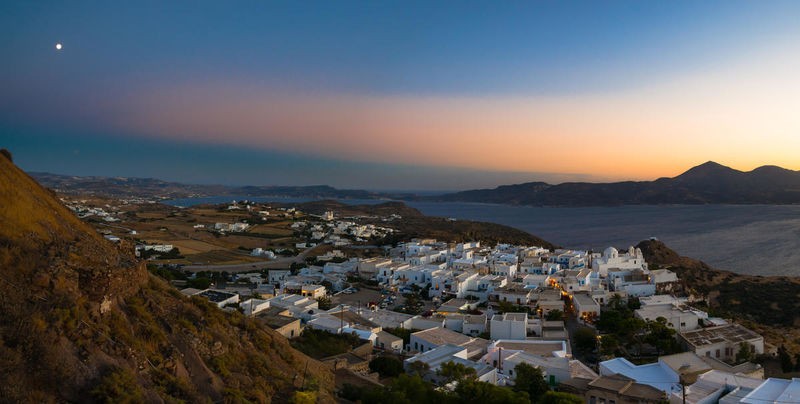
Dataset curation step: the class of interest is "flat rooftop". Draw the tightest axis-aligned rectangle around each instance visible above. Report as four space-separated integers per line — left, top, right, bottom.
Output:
573 293 598 306
257 308 298 329
199 289 237 303
681 324 762 348
356 308 413 329
538 289 562 301
493 312 527 322
413 327 472 346
494 340 566 357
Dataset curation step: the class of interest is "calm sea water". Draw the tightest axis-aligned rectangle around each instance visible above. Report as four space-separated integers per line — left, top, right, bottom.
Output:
406 202 800 277
164 197 800 276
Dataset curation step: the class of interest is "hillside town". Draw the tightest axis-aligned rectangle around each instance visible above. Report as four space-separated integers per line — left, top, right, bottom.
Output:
128 203 799 404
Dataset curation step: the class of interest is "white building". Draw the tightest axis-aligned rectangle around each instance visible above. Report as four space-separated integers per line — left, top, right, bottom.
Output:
600 357 681 395
592 246 648 277
268 270 291 286
409 327 490 359
197 289 240 308
573 293 601 321
679 324 764 362
494 285 535 306
376 330 404 352
490 313 528 340
635 296 705 332
668 370 764 404
404 344 498 385
739 377 800 404
240 298 271 316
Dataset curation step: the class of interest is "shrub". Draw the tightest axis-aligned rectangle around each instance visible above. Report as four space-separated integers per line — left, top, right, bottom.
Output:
369 356 404 377
91 368 144 404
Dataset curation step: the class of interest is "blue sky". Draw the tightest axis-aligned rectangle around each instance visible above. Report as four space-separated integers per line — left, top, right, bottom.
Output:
2 1 799 190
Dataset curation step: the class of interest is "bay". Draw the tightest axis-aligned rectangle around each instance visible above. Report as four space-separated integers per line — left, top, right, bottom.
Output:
406 202 800 277
164 196 800 276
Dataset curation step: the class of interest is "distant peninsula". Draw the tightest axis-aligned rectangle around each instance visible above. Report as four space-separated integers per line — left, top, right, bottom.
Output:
425 161 800 206
31 161 800 206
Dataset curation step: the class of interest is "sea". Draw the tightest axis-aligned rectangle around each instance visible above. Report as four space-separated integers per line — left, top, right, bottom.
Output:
164 196 800 277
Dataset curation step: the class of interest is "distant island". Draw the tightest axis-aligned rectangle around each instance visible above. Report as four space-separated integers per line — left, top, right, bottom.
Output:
32 161 800 206
424 161 800 206
30 172 404 200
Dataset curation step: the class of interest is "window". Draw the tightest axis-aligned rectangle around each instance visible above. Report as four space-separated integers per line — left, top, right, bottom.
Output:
716 349 720 358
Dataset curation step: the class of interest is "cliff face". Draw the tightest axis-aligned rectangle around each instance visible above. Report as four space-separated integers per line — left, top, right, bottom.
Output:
0 149 147 310
637 239 800 328
0 151 334 403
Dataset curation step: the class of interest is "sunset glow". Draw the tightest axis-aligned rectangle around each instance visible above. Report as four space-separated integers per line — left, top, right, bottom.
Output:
2 1 800 188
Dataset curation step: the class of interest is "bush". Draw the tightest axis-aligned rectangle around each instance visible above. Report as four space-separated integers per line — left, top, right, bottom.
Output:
369 356 404 377
290 328 362 359
91 368 144 404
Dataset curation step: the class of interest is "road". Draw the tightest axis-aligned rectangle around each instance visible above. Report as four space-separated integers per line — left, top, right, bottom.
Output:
182 244 327 273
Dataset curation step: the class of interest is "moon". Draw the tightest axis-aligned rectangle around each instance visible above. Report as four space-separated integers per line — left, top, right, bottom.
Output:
55 43 62 50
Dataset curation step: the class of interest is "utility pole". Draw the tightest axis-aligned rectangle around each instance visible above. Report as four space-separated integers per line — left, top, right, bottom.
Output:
301 360 309 390
681 376 686 404
499 346 503 371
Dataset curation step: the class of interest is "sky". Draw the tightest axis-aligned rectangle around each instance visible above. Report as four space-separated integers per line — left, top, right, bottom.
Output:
2 1 800 190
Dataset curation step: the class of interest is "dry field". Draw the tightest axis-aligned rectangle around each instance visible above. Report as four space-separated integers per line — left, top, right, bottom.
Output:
184 249 263 265
109 203 306 265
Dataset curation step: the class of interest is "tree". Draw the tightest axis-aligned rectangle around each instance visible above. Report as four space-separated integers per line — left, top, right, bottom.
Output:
599 334 620 357
498 300 515 313
407 360 430 376
370 356 405 377
545 309 564 321
390 374 442 403
608 293 625 311
537 391 584 404
453 379 529 404
339 383 364 402
187 277 212 289
316 295 333 310
385 327 415 346
512 363 550 401
735 342 753 364
778 345 794 373
573 327 597 355
626 297 641 310
645 317 678 355
437 360 477 383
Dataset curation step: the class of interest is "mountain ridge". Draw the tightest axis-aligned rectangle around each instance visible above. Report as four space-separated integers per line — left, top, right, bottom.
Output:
429 161 800 206
28 161 800 206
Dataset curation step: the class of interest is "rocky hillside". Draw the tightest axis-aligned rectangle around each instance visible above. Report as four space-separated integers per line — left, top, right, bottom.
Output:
637 239 800 329
295 200 557 249
0 150 334 403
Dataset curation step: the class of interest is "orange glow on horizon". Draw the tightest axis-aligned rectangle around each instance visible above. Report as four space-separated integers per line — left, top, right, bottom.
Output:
107 44 800 183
